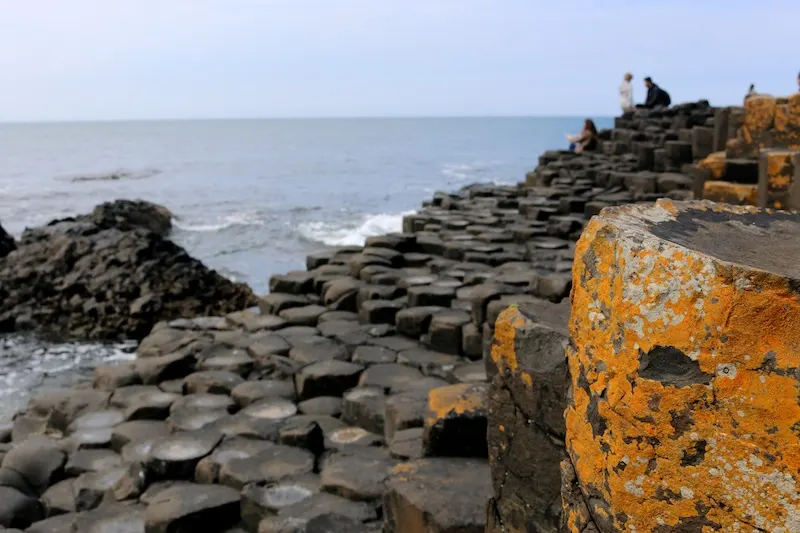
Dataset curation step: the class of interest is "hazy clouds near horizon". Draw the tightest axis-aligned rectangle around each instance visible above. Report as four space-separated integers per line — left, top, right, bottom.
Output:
1 0 797 121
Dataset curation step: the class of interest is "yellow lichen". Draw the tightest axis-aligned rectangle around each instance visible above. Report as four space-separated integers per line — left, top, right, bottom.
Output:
564 200 800 533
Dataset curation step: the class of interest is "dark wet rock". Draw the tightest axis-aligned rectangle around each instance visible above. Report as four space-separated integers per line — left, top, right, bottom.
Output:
383 389 429 442
406 285 456 307
145 428 222 480
389 428 424 460
93 362 142 391
170 392 235 414
183 370 244 395
64 449 122 476
279 305 327 327
357 363 423 393
324 427 383 452
383 458 491 533
71 466 128 511
394 306 445 338
240 475 321 530
0 486 41 528
111 420 169 452
111 461 147 501
397 348 459 378
423 383 489 458
288 339 349 365
231 380 296 407
351 345 397 365
206 414 282 442
258 293 312 315
122 390 179 421
0 202 255 340
1 436 66 494
166 406 230 433
317 311 358 323
320 447 395 501
74 502 146 532
240 398 298 421
297 397 342 417
267 491 376 525
26 389 110 433
358 299 403 325
341 387 386 436
294 361 364 400
224 311 287 332
218 445 315 489
194 438 274 484
144 483 240 533
270 271 314 295
426 310 470 355
197 348 254 376
278 420 324 455
0 224 16 259
136 350 197 386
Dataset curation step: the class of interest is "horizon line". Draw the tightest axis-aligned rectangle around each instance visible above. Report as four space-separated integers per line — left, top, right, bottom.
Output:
0 114 616 125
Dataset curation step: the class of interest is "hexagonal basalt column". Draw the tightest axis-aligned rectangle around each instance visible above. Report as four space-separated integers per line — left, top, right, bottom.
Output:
563 199 800 533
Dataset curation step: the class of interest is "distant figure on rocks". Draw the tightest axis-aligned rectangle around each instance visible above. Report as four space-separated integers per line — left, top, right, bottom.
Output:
639 77 671 108
619 73 634 111
745 83 757 100
796 71 799 92
565 119 599 154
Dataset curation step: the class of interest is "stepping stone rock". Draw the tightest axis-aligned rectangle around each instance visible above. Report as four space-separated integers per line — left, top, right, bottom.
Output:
240 474 321 530
423 383 489 458
358 363 425 394
197 348 254 376
351 345 397 365
320 447 395 501
218 445 315 489
325 426 384 452
1 436 66 494
183 370 244 395
145 428 222 480
294 361 364 400
194 438 274 484
111 420 169 452
166 407 230 433
0 486 42 528
394 306 445 338
231 379 296 406
358 299 403 325
389 428 424 460
279 305 328 327
383 458 491 533
65 449 122 476
397 348 459 378
240 398 298 421
145 483 241 533
341 387 386 436
426 310 471 355
170 392 235 414
297 397 342 417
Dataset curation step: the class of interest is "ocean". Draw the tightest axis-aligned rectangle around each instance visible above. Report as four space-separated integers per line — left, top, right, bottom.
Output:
0 116 612 419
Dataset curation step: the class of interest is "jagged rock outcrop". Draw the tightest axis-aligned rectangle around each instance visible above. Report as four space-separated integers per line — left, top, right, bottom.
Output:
0 200 255 340
0 224 15 259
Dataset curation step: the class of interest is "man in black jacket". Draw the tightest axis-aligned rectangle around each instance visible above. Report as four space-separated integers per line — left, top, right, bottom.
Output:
640 77 671 108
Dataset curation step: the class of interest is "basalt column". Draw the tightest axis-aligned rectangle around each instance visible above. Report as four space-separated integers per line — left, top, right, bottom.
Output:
562 199 800 533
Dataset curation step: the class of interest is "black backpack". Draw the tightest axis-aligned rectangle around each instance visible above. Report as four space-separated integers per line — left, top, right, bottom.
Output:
661 89 672 106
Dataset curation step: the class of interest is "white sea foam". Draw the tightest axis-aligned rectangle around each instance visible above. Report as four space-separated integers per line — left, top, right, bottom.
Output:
0 335 136 422
173 210 267 233
297 211 415 247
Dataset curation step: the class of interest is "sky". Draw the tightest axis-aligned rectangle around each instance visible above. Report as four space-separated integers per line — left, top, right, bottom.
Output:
1 0 798 121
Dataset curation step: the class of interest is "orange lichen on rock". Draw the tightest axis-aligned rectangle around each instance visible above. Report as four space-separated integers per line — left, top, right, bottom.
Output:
702 180 758 205
489 306 527 374
423 383 488 457
757 149 798 209
563 199 800 533
744 95 777 138
697 151 727 180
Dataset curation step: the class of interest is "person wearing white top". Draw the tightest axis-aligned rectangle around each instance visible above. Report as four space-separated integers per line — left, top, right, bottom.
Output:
619 73 634 112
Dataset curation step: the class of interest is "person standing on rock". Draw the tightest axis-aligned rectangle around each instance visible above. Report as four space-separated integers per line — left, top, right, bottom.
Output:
619 73 634 112
639 77 671 108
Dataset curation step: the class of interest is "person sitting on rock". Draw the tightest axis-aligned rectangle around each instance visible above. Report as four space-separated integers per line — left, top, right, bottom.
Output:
639 77 671 108
619 73 634 112
565 119 599 153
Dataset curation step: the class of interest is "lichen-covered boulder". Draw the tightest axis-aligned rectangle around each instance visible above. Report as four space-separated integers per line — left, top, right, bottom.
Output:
563 199 800 532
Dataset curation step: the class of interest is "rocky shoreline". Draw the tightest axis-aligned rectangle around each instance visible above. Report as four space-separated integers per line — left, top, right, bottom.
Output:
0 102 727 532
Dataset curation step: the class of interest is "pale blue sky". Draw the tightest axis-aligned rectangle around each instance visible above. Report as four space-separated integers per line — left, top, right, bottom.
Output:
1 0 797 121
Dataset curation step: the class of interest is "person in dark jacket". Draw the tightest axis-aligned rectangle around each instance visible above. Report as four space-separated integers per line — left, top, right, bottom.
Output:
640 77 671 108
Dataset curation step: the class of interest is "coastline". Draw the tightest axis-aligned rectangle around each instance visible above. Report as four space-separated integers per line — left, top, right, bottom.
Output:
0 101 724 532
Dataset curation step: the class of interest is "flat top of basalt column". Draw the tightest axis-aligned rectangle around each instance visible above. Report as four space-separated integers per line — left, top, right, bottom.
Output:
614 200 800 281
